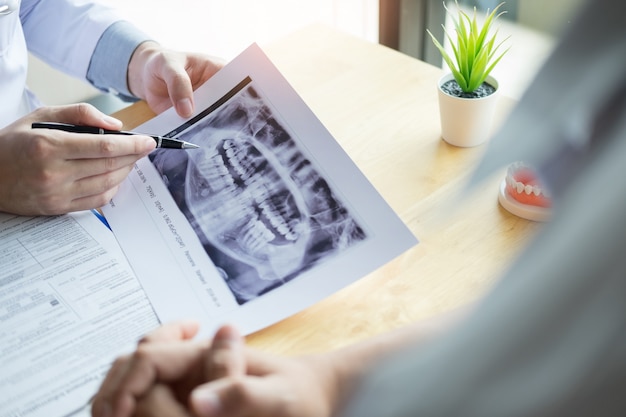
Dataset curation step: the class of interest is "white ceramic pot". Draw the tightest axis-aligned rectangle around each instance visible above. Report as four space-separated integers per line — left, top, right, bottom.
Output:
437 73 499 147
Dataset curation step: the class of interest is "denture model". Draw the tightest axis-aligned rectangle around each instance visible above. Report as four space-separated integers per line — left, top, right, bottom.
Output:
498 161 552 222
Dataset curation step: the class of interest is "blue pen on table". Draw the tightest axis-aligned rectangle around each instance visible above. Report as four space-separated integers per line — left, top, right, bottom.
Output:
32 121 199 149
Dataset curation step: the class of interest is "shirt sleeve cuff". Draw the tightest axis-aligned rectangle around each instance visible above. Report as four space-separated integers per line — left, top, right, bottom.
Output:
86 21 154 101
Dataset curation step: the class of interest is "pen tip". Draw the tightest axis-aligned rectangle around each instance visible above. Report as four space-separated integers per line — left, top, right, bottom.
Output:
184 142 200 149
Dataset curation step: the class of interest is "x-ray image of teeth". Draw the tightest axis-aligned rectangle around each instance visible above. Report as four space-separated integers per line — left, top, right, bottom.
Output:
149 80 367 305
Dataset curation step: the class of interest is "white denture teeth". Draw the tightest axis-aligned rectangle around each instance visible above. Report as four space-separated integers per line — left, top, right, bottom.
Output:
506 163 550 198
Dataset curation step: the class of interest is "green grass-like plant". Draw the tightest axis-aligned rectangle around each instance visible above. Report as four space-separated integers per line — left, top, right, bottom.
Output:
427 1 510 93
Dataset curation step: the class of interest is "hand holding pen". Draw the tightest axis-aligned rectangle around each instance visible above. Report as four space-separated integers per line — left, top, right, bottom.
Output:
32 122 199 149
0 104 159 216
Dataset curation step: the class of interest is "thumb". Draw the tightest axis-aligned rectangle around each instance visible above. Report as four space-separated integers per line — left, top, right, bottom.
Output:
190 377 289 417
50 103 123 130
188 325 246 417
162 60 195 118
204 324 245 380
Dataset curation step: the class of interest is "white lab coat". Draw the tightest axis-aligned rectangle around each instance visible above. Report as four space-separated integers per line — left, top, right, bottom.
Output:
0 0 120 128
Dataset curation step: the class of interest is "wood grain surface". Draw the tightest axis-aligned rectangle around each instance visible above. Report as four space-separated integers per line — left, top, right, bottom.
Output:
114 25 542 355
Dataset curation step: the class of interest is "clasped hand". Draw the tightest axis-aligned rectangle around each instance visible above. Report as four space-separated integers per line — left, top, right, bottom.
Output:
91 322 338 417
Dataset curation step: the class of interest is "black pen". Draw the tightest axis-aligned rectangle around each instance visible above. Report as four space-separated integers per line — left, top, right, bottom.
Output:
32 122 199 149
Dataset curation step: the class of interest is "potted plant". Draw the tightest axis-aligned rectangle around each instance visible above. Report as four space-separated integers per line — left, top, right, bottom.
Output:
427 1 509 147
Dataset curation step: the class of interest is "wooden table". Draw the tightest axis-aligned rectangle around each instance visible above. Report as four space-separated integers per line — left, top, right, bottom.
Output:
114 25 541 355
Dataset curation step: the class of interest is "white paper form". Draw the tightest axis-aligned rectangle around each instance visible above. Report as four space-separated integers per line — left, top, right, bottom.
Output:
103 44 418 338
0 211 159 417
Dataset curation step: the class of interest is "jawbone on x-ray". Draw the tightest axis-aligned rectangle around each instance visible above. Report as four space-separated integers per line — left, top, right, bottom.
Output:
150 81 366 304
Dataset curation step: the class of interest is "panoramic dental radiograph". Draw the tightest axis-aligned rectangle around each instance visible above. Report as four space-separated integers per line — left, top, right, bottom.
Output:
150 80 366 304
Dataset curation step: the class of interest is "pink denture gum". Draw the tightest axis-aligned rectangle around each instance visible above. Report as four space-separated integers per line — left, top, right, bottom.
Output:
504 163 551 208
498 162 552 222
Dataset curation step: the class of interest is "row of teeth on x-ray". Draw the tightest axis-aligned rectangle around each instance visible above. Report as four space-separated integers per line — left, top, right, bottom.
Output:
190 137 304 247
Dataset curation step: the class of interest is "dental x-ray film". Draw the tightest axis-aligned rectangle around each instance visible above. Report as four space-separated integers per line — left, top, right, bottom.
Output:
103 44 416 336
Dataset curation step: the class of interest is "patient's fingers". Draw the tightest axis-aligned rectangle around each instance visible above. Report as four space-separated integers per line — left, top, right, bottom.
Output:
92 341 208 417
204 324 246 381
136 384 193 417
138 320 200 344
